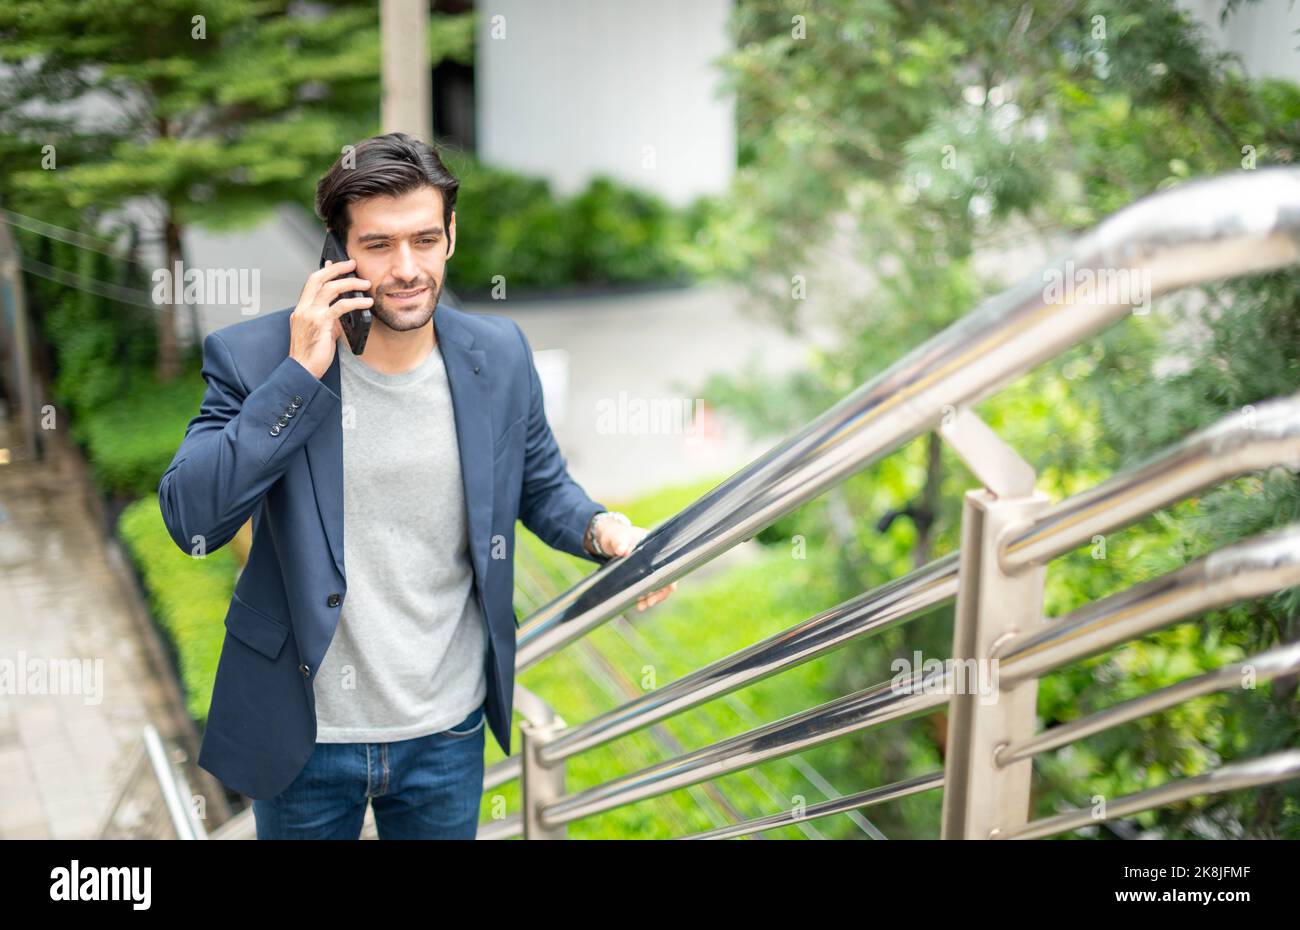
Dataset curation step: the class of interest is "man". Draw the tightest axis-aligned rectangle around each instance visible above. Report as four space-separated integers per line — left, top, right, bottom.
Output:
157 132 676 839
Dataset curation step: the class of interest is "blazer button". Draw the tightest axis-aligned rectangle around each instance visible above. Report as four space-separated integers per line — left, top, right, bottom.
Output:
276 415 288 426
291 395 302 406
283 407 294 418
327 593 341 608
300 664 310 678
269 425 281 436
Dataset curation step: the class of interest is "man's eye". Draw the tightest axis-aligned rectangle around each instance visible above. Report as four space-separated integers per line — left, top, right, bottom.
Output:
419 238 438 245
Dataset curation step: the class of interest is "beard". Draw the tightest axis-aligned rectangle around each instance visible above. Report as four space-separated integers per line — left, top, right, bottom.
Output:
370 275 444 332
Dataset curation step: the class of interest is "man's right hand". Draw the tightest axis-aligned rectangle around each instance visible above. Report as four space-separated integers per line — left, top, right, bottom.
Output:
289 258 372 380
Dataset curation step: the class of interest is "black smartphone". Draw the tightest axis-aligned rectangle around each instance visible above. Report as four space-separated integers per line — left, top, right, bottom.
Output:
319 229 372 355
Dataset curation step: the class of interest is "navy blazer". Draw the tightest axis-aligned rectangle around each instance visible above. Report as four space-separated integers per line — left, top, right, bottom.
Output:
158 301 607 800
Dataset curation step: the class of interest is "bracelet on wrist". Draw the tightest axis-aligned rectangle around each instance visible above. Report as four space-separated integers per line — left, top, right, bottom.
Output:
587 511 631 559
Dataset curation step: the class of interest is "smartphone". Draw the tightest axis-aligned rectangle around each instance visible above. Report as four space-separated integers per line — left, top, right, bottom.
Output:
319 229 372 355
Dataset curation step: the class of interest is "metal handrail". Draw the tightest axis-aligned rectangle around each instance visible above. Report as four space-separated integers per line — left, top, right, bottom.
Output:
516 168 1300 668
1000 393 1300 570
682 771 945 841
1000 751 1300 840
532 392 1300 766
492 167 1300 839
97 724 207 840
537 553 958 765
995 642 1300 766
537 667 951 829
994 524 1300 686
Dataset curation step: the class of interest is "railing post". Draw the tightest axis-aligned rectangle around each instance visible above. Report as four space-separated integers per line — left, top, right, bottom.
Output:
520 716 568 839
937 408 1049 839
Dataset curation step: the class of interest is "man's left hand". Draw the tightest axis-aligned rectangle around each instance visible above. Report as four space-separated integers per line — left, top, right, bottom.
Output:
593 521 679 612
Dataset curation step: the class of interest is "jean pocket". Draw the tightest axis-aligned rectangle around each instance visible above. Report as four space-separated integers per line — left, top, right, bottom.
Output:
442 704 486 739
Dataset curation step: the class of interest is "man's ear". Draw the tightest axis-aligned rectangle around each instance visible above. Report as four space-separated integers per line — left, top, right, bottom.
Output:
445 210 456 262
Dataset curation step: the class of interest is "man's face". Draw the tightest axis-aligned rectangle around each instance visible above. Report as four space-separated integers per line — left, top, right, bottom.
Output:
343 186 456 333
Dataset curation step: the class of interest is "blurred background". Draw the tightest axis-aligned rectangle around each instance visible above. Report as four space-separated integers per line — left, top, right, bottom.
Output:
0 0 1297 840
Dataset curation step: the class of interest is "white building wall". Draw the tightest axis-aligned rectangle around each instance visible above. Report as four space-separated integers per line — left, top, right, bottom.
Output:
1180 0 1300 82
475 0 736 207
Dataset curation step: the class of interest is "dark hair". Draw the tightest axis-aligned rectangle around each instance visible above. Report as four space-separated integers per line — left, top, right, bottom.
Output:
314 132 460 244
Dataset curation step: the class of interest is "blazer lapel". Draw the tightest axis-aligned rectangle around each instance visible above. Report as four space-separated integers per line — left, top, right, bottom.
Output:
305 350 344 579
303 304 495 588
435 307 494 587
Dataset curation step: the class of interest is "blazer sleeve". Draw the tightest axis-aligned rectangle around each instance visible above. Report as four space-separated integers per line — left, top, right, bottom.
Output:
512 321 607 564
157 331 339 555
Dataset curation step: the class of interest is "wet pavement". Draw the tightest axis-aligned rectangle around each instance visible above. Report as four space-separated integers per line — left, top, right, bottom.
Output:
0 415 203 838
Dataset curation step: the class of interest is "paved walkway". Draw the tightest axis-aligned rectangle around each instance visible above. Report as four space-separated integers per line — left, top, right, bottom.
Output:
0 414 203 838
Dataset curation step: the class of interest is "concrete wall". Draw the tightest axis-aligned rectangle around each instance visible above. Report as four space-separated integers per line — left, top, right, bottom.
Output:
474 0 736 207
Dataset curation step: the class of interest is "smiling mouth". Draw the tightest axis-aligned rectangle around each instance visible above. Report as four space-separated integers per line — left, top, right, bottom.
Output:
388 286 428 301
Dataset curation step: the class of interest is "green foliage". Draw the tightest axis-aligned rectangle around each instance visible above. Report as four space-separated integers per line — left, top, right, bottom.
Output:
444 155 718 294
564 178 684 283
694 0 1300 838
78 370 205 498
0 1 455 225
118 497 239 726
14 220 198 499
447 161 574 290
15 226 156 420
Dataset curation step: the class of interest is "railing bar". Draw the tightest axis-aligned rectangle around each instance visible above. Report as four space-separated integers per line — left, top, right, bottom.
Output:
719 688 885 840
1000 393 1300 572
483 756 521 792
680 771 943 841
996 524 1300 686
519 544 920 839
538 669 950 830
596 607 864 838
513 558 605 695
141 724 198 840
477 813 522 840
539 554 958 764
609 612 873 839
998 642 1300 765
514 552 733 832
999 750 1300 840
568 637 726 836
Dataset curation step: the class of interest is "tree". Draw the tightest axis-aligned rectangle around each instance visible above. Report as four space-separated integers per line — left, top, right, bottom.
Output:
0 0 473 380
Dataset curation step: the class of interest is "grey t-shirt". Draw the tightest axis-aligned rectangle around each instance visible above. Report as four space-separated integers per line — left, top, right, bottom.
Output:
312 334 489 743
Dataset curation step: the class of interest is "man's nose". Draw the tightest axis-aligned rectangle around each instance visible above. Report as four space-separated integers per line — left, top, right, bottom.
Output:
392 244 421 284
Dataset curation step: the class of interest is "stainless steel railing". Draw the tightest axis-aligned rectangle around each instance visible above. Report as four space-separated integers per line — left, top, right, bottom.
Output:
97 723 208 840
484 166 1300 839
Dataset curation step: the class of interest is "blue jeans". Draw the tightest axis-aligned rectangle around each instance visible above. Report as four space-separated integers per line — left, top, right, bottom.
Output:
252 702 487 839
